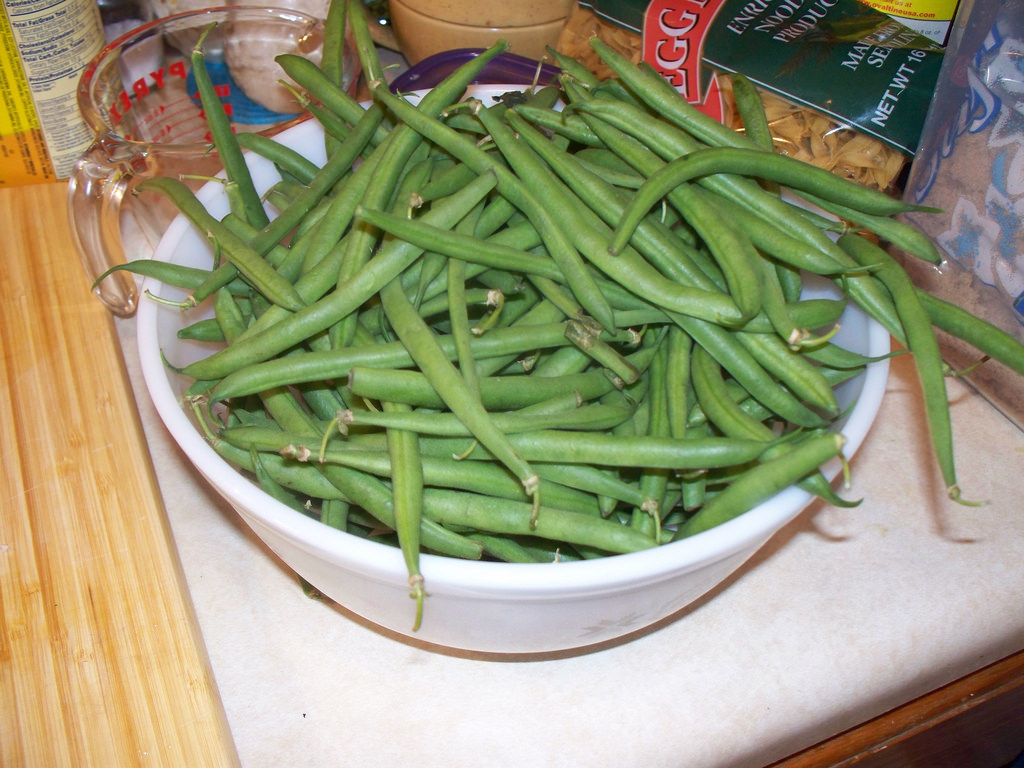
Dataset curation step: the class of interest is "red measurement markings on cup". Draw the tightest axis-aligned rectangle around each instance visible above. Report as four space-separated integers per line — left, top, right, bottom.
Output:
108 61 234 143
108 61 187 126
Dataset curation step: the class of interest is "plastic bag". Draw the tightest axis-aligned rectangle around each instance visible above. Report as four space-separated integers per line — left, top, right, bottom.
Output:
901 0 1024 429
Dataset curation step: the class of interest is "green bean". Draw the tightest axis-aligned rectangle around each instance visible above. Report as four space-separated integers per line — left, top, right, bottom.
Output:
679 433 846 538
369 83 616 331
736 298 845 336
354 206 564 282
249 414 486 560
665 326 692 440
412 429 778 470
515 103 604 145
191 23 268 229
139 177 305 311
546 46 601 87
591 38 757 151
511 110 712 282
420 489 654 555
465 534 547 563
336 43 512 346
227 421 652 513
574 147 645 183
632 340 670 536
256 103 384 252
379 276 541 503
499 101 763 322
309 445 603 517
418 160 477 203
735 331 839 416
177 317 225 342
401 286 493 324
840 233 963 499
342 399 633 436
749 256 813 348
262 181 304 214
348 363 623 411
572 98 855 266
564 318 641 384
701 190 873 278
236 132 320 185
691 345 775 441
321 0 350 93
414 185 481 309
801 191 944 265
346 0 384 86
730 73 776 156
446 256 481 397
320 498 350 532
276 53 391 147
458 291 559 375
505 110 753 325
303 94 361 146
209 434 348 502
321 461 485 559
573 98 909 343
250 448 312 513
383 400 426 628
804 341 897 370
673 314 826 428
612 147 921 258
95 260 253 297
220 215 295 277
573 153 645 189
181 171 498 381
211 319 608 400
292 151 380 281
689 363 858 517
775 262 804 304
541 463 649 509
918 290 1024 376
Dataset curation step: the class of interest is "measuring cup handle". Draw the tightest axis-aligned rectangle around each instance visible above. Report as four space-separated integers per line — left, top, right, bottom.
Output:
67 137 140 317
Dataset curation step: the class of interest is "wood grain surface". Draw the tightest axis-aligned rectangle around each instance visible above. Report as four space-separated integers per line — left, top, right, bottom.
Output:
0 182 239 767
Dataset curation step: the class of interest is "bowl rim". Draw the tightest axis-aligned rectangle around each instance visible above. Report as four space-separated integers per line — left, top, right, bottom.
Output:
135 85 891 598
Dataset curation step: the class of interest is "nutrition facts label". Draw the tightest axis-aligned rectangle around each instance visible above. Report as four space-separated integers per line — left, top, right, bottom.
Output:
0 0 104 183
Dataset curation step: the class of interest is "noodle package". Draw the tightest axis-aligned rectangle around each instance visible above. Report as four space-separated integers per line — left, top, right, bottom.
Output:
558 0 946 191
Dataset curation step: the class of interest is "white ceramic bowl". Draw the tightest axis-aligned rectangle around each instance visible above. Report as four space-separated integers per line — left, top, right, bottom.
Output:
136 86 890 654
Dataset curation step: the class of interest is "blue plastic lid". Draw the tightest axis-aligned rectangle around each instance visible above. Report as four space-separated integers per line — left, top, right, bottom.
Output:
390 49 562 93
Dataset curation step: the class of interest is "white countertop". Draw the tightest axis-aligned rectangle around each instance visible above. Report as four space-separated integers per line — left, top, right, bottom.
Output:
115 312 1024 768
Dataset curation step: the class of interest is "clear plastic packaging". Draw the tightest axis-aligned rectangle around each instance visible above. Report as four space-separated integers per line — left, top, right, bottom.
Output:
901 0 1024 430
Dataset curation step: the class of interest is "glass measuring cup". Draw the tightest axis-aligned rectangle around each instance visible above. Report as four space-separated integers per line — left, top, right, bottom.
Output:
69 5 359 316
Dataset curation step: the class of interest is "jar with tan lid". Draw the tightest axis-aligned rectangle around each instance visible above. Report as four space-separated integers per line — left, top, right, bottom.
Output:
390 0 575 63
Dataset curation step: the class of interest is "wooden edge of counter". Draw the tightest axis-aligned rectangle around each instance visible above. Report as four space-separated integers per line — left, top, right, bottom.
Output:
0 183 239 767
770 649 1024 767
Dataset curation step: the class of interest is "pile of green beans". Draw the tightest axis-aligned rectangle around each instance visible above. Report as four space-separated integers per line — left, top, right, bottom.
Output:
115 0 1024 628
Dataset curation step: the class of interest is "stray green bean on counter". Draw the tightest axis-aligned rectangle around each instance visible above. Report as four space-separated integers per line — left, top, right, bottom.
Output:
117 0 1024 630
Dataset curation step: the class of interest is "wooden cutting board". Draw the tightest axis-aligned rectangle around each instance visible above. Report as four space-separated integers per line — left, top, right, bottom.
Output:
0 182 239 767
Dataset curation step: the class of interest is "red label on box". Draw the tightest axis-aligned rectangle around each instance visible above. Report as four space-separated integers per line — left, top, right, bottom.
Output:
641 0 727 122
